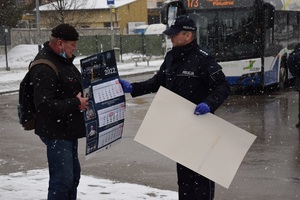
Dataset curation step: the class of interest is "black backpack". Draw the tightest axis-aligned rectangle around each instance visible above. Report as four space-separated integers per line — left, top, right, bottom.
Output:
18 59 58 130
287 51 300 77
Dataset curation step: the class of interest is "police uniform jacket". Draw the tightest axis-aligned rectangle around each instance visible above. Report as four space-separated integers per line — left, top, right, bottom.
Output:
131 40 230 112
30 42 86 139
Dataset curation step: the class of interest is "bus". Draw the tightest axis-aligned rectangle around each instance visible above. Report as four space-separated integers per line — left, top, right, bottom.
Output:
160 0 300 91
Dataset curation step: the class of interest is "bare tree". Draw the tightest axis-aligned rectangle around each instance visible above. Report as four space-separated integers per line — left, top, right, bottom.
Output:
43 0 94 28
0 0 22 28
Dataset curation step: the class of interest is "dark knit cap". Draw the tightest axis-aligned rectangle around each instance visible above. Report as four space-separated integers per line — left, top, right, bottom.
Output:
51 24 79 41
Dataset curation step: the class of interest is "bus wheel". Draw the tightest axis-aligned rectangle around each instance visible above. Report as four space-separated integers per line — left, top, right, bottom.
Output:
279 66 287 89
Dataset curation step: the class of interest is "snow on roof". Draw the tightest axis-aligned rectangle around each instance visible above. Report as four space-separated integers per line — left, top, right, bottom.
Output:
39 0 136 11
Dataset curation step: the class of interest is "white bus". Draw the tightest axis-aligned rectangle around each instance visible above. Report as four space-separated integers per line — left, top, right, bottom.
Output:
161 0 300 91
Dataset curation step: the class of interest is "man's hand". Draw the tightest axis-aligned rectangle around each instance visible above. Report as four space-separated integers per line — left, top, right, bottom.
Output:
76 92 89 111
194 102 211 115
119 79 133 93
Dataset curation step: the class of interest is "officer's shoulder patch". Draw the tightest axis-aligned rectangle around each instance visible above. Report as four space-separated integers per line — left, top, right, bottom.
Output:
197 48 209 57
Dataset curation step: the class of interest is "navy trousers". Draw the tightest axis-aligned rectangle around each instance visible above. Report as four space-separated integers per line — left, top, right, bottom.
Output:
177 163 215 200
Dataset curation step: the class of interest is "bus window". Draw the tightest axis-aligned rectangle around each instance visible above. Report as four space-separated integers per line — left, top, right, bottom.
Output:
196 15 208 47
288 12 299 49
265 12 287 57
168 6 178 27
190 9 259 61
274 12 288 48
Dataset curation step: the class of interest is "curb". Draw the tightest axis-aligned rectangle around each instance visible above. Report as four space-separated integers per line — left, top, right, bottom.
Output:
0 90 19 95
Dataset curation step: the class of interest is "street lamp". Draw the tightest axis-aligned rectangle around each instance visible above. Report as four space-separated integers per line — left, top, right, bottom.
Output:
36 0 41 51
107 0 115 49
4 28 10 71
109 5 115 49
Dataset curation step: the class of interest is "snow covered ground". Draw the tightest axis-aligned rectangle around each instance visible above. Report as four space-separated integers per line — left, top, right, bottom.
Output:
0 44 163 93
0 45 175 200
0 168 177 200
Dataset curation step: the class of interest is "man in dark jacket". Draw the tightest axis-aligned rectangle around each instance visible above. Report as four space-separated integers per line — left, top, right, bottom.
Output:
288 43 300 128
30 24 88 200
120 16 230 200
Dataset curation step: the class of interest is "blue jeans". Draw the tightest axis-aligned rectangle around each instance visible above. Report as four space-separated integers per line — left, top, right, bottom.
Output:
40 137 81 200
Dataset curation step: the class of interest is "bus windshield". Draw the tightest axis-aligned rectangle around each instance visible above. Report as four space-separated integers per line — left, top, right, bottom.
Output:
190 8 261 61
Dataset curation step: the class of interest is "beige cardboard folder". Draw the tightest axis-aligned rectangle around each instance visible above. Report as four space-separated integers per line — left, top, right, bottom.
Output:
134 86 256 188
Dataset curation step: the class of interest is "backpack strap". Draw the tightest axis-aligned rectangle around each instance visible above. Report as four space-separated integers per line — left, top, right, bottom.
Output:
29 59 58 76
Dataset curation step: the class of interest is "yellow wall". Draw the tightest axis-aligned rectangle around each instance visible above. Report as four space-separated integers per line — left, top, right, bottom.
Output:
117 0 148 34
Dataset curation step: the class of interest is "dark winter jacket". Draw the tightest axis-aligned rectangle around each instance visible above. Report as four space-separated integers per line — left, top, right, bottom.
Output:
30 42 86 139
131 40 230 112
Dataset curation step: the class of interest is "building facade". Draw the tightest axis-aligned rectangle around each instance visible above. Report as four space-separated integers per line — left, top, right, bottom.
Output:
22 0 148 35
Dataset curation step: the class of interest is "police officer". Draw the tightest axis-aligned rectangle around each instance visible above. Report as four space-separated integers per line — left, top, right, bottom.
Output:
120 16 230 200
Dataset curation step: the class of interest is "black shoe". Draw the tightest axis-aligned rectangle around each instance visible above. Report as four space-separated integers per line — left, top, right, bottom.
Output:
296 123 300 128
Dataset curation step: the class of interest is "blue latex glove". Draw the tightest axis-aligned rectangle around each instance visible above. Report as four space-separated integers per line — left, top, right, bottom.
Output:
194 102 211 115
119 79 133 93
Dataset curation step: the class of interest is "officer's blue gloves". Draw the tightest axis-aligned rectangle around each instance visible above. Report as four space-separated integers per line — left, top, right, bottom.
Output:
194 102 211 115
119 79 133 93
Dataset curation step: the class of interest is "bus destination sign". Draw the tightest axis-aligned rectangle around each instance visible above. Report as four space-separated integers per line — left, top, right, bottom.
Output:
184 0 236 9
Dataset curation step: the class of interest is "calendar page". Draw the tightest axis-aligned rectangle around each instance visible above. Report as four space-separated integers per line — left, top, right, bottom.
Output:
80 50 125 159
